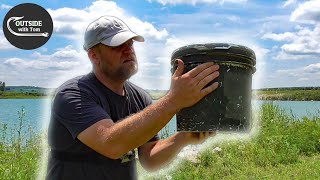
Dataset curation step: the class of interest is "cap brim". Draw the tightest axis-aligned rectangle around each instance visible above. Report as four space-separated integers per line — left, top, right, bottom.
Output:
101 31 144 47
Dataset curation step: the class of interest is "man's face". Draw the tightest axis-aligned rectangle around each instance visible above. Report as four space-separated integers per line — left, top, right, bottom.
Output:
93 39 138 81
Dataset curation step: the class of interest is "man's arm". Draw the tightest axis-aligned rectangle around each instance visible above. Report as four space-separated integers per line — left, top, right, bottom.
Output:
77 60 220 159
138 132 215 171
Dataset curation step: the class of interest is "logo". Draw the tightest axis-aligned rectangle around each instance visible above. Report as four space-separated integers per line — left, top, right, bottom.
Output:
3 3 53 50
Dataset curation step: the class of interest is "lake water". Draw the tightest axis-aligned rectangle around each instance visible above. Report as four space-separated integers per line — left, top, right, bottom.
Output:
0 99 319 134
0 98 51 132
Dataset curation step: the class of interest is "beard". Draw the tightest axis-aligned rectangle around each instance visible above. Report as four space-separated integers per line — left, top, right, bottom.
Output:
102 60 138 81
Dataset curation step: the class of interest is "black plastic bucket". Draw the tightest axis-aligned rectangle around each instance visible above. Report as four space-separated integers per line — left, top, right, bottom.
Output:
171 43 256 132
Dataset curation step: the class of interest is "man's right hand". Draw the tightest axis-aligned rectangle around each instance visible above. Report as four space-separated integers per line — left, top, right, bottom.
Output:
167 59 220 111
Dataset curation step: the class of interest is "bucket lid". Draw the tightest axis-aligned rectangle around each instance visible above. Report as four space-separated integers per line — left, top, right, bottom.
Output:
171 43 256 66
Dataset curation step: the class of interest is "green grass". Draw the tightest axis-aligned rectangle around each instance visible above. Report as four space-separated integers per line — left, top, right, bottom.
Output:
0 91 48 99
143 103 320 179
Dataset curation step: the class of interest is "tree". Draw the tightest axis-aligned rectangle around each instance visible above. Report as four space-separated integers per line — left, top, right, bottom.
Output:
0 81 3 91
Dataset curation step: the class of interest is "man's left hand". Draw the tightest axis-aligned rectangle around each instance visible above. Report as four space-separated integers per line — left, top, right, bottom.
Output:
178 131 216 145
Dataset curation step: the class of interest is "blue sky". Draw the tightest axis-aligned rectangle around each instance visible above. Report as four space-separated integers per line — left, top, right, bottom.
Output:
0 0 319 89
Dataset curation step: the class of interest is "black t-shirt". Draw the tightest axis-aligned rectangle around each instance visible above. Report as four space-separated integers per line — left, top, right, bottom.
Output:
46 72 159 180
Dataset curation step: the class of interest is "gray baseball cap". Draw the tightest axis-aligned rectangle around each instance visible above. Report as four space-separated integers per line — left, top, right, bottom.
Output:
83 16 144 51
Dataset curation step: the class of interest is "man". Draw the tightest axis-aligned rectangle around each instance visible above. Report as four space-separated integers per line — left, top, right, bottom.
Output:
46 16 220 180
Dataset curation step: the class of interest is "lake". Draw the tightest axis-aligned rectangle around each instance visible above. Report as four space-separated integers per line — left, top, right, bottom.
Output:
0 99 319 134
0 98 51 132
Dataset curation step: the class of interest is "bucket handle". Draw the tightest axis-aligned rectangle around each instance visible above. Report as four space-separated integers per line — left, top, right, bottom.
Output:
213 45 232 50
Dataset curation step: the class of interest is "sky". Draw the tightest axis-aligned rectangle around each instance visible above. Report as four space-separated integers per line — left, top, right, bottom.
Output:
0 0 319 90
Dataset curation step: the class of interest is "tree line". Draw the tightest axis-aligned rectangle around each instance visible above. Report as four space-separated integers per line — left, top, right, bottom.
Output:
254 87 320 91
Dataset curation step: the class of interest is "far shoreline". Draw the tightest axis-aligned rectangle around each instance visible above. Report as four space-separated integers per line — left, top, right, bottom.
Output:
1 87 319 101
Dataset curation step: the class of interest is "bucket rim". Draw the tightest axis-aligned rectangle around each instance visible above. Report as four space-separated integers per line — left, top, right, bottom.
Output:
171 43 256 66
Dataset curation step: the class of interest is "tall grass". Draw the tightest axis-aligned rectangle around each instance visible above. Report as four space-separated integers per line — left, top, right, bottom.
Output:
145 103 320 179
0 106 41 179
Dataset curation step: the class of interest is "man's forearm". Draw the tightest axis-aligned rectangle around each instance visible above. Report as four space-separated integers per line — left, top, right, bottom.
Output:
99 94 180 158
139 132 188 171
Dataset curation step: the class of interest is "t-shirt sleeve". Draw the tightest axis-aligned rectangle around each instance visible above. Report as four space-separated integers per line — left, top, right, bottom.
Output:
52 87 110 139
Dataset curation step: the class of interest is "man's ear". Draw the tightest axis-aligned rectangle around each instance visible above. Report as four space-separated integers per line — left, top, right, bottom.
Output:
88 48 100 65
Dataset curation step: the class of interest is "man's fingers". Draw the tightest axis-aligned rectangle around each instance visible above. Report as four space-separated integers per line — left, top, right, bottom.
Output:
198 71 219 89
187 62 214 77
205 132 210 138
184 131 216 145
194 64 219 83
172 59 184 77
199 132 204 141
209 131 216 136
199 132 210 143
200 82 219 96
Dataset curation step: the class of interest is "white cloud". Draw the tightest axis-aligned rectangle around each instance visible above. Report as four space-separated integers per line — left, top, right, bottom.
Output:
297 77 309 81
282 0 297 8
276 25 320 58
52 45 82 59
262 32 296 41
277 63 320 76
0 45 91 87
227 15 240 22
303 63 320 73
3 45 83 70
0 4 11 10
126 17 168 40
29 46 81 60
272 63 320 87
254 15 294 36
48 0 168 41
158 12 245 33
141 62 161 68
263 1 320 61
274 51 316 60
271 63 320 87
0 30 16 50
4 58 79 70
147 0 247 5
290 0 320 24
